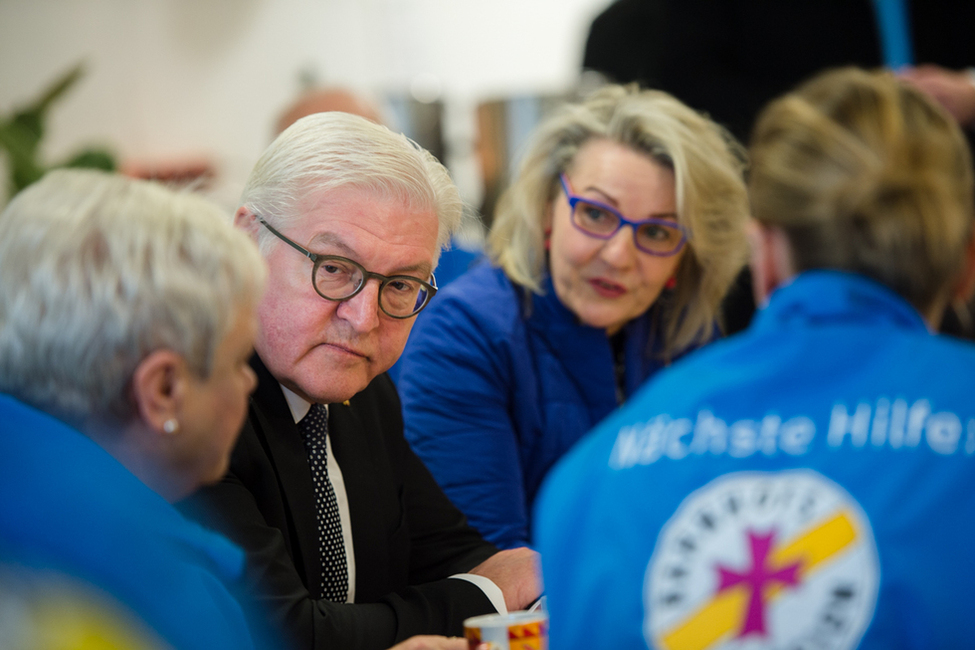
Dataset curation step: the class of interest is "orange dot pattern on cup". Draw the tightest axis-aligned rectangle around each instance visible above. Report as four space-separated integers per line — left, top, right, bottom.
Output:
465 621 547 650
508 620 547 650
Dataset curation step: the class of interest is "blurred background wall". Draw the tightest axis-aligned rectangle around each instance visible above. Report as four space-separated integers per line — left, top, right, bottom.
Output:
0 0 610 211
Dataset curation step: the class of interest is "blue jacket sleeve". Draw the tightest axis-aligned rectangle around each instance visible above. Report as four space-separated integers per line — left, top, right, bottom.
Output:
397 284 532 549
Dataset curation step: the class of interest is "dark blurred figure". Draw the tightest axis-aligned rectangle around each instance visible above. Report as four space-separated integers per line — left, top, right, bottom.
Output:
583 0 974 142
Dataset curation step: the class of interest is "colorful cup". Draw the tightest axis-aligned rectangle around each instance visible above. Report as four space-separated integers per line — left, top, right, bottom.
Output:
464 611 548 650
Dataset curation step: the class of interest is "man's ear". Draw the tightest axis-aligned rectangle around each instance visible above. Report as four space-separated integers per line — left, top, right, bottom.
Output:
952 232 975 302
130 350 187 436
747 220 795 306
235 207 260 241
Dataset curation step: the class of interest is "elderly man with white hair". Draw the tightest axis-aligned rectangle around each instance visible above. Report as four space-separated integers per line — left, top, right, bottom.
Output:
182 112 540 650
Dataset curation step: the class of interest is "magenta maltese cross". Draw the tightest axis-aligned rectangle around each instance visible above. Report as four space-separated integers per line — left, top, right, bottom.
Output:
715 530 802 637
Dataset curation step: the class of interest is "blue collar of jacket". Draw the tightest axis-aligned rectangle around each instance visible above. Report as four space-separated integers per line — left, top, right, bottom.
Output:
753 270 929 334
520 274 667 402
0 393 246 582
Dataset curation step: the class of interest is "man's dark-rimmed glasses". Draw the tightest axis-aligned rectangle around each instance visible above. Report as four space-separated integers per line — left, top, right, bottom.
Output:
559 174 688 257
255 215 438 319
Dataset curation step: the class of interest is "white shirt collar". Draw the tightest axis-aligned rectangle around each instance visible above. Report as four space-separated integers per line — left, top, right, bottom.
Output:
280 383 321 424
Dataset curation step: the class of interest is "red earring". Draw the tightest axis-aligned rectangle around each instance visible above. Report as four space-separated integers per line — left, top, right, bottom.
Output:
544 228 552 251
665 275 677 290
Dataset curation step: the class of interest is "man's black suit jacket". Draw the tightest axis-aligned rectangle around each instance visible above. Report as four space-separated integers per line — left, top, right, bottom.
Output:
181 356 499 650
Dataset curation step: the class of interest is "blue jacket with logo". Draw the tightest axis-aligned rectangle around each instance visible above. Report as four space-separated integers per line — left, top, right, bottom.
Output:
0 394 259 650
535 271 975 649
397 262 686 549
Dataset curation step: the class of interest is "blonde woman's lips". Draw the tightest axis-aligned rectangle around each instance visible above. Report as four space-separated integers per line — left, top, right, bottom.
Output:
588 277 625 298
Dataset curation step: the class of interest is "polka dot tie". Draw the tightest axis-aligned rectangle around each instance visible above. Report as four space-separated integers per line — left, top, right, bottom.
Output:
298 404 348 603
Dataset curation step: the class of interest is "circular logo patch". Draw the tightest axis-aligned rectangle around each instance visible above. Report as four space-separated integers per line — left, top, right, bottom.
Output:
644 470 879 650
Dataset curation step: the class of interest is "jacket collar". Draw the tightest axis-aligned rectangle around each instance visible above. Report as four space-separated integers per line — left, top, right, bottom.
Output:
248 355 322 587
1 394 245 582
523 274 665 405
754 270 929 334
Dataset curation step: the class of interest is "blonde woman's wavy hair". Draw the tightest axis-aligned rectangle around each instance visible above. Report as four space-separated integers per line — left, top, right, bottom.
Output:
749 67 975 314
488 84 750 356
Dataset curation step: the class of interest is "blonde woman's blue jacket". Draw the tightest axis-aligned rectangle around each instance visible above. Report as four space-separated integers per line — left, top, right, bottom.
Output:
396 262 698 549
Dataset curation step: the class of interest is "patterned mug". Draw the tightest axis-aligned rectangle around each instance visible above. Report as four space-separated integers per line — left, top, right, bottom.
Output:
464 611 548 650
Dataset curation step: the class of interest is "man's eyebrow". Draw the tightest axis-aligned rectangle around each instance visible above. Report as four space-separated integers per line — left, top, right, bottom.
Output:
388 262 434 279
308 232 433 277
309 231 355 256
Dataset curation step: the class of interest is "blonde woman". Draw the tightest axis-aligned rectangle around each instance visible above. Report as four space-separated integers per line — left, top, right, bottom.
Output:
396 85 750 549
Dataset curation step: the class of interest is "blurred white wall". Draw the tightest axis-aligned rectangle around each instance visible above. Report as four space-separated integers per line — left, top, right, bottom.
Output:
0 0 610 207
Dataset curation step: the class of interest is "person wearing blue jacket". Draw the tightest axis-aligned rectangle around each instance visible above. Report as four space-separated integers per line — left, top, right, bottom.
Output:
397 85 751 549
535 67 975 649
0 169 269 650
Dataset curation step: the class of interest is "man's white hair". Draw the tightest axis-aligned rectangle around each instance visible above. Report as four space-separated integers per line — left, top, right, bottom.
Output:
0 169 266 425
240 111 463 266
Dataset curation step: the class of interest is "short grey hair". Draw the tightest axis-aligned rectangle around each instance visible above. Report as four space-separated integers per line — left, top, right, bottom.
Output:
240 111 463 266
0 169 266 425
488 84 750 356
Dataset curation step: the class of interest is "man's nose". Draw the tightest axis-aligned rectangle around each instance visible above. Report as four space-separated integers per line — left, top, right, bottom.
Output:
336 279 382 332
